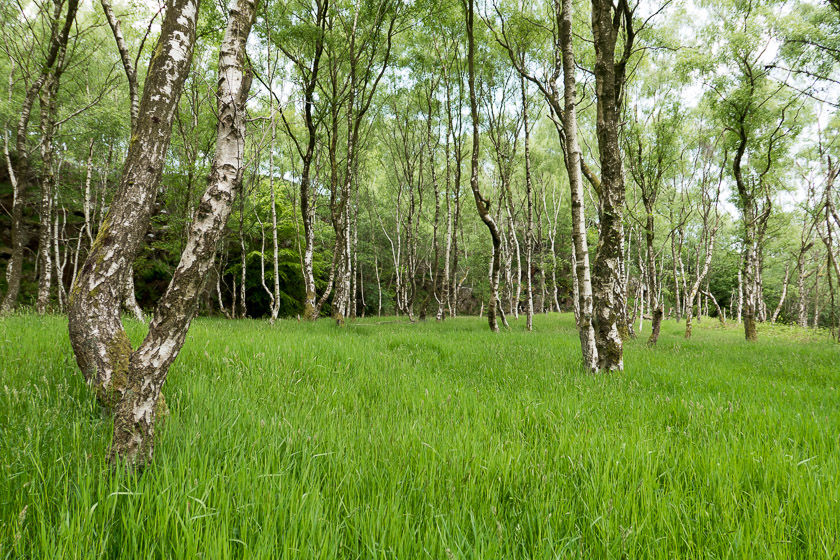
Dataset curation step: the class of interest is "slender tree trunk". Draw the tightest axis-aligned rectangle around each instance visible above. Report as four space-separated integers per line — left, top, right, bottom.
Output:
503 182 520 319
36 73 61 315
351 181 360 318
53 207 68 311
670 226 681 322
1 0 79 315
645 206 663 345
296 2 327 320
544 188 561 313
82 138 95 244
217 265 231 319
427 104 442 320
685 227 718 338
1 132 24 315
331 3 361 325
256 211 274 315
771 263 791 323
122 273 145 320
702 289 725 324
554 0 598 367
814 266 822 327
438 92 453 321
268 109 281 322
466 0 501 332
238 192 247 318
522 77 534 331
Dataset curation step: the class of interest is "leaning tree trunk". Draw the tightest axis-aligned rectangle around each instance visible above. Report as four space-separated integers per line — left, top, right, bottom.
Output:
110 0 255 468
702 289 725 325
68 0 200 411
684 228 717 339
466 0 502 332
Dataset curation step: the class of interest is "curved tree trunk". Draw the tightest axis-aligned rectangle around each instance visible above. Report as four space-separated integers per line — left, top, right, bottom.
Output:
771 263 790 323
466 0 501 332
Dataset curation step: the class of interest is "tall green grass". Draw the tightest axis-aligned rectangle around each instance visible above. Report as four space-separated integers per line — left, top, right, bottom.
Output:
1 313 838 558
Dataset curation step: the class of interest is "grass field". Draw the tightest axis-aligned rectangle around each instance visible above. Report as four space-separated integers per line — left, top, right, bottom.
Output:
1 313 839 559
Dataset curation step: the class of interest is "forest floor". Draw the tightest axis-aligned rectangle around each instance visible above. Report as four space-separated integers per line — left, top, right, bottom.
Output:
1 313 839 558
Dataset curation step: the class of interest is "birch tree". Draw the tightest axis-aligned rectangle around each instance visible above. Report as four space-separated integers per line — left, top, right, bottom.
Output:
488 0 598 366
69 0 257 467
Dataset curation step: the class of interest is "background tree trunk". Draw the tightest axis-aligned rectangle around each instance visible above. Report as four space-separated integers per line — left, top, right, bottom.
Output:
466 0 502 332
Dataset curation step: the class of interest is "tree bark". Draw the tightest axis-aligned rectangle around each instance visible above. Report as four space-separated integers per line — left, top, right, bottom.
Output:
36 70 63 315
466 0 502 332
522 77 534 331
733 130 762 341
438 62 454 321
101 0 147 321
290 0 328 321
558 0 598 368
1 0 79 315
684 228 717 339
771 263 790 323
68 0 201 411
109 0 256 468
590 0 632 370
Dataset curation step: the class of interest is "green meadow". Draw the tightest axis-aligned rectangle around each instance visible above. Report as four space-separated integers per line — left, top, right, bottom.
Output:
1 313 838 558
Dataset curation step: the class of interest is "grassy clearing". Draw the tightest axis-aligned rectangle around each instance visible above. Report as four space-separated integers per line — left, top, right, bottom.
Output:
1 313 839 558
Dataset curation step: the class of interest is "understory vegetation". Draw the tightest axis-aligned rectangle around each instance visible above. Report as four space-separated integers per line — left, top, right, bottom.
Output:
1 313 838 558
